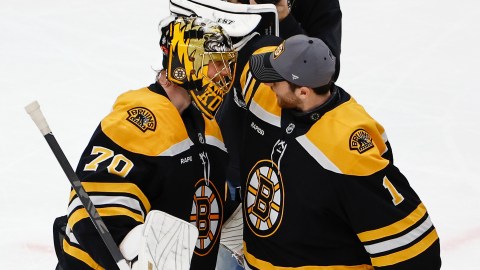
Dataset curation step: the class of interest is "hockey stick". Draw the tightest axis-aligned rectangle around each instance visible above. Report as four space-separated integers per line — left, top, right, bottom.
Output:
25 101 131 270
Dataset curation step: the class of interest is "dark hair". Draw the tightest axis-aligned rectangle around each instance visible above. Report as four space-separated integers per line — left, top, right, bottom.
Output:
287 81 331 95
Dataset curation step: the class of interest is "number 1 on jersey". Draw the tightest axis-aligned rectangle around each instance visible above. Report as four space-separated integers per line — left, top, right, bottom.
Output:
383 176 404 206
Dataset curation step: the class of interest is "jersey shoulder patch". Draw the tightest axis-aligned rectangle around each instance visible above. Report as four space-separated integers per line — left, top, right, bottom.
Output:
297 97 389 176
101 87 191 156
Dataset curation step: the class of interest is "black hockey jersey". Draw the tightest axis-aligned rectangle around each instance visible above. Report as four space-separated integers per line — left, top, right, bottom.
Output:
61 82 228 270
236 47 441 269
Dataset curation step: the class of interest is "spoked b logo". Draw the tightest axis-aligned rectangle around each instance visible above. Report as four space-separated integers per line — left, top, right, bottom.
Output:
244 160 284 237
190 179 223 255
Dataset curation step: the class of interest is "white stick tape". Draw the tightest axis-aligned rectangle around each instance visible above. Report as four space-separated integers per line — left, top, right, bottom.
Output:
25 101 52 136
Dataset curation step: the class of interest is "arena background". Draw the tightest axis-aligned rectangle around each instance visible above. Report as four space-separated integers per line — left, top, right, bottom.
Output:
1 0 478 268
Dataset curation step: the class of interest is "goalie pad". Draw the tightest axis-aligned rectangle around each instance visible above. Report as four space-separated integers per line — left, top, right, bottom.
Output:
219 203 244 265
169 0 278 50
119 210 199 270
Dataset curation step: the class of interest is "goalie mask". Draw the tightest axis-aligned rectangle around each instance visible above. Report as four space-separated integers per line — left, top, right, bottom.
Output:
159 16 237 119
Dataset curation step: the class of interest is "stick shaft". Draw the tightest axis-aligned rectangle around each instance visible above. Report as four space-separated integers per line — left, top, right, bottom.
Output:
25 101 130 270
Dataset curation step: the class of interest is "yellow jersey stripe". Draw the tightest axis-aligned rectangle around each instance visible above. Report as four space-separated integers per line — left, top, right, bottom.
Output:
244 242 374 270
68 206 144 228
63 238 105 270
364 216 433 254
69 182 151 212
357 203 427 242
370 229 439 267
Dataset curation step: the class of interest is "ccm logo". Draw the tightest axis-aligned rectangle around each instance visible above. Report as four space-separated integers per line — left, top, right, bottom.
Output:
250 122 264 136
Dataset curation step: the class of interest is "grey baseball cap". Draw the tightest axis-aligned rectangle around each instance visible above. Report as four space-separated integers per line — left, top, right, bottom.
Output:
250 35 336 88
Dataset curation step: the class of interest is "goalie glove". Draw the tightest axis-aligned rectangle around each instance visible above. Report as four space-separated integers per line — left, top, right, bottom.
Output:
219 203 244 266
169 0 278 50
119 210 199 270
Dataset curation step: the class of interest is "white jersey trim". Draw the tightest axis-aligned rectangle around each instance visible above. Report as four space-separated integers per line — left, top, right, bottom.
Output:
296 135 342 174
68 195 145 218
242 72 253 98
249 100 281 127
206 135 228 153
66 226 79 245
158 138 194 156
364 216 433 255
381 131 389 156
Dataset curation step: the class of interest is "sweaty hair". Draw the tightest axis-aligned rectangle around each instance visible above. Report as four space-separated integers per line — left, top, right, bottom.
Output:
287 81 332 95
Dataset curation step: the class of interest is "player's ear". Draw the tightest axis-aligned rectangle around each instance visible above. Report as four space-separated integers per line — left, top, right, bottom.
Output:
295 86 311 100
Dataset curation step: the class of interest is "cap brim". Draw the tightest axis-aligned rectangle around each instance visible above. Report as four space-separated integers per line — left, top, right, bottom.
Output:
249 52 285 83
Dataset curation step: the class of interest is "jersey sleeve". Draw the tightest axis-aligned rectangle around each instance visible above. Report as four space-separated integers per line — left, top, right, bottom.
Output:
316 106 443 269
331 166 441 269
64 123 151 269
302 96 441 268
63 87 184 269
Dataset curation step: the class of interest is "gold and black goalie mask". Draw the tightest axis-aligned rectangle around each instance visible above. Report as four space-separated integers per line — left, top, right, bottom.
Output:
160 16 237 119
